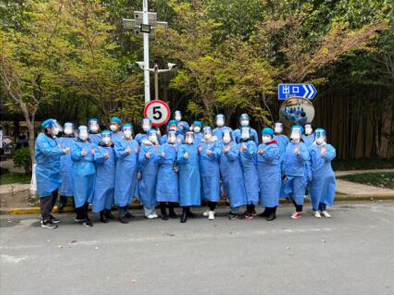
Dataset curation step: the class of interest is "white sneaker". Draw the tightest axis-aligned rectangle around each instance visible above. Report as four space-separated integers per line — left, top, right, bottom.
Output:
147 213 158 219
313 211 321 218
208 211 215 220
321 211 331 218
203 210 210 217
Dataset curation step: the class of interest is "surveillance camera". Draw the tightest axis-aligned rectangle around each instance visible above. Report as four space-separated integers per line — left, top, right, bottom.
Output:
135 62 145 70
167 63 177 70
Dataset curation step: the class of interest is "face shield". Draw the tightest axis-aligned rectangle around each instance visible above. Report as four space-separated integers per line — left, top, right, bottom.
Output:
203 127 213 140
50 119 62 136
123 127 133 139
216 115 225 127
222 130 232 144
304 124 313 135
89 120 99 133
174 111 182 122
315 129 326 145
274 122 283 134
239 114 250 127
185 132 194 144
78 126 89 141
63 123 74 135
167 131 177 144
101 133 111 145
148 131 158 144
142 119 152 132
290 127 302 141
169 124 177 132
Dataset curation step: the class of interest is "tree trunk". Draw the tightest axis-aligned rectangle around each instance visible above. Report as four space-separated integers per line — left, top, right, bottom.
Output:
19 100 36 164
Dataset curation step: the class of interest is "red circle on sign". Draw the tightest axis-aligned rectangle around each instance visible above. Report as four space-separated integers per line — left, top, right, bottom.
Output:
144 100 171 127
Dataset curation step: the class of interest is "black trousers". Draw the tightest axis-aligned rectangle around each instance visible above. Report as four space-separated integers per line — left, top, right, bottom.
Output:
40 189 58 220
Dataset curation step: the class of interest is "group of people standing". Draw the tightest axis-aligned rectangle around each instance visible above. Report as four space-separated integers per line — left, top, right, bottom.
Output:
35 111 336 229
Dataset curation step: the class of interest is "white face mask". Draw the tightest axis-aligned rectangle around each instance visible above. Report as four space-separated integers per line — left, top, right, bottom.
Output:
123 130 132 139
274 126 283 134
223 135 231 144
148 135 157 144
169 125 177 131
186 138 193 144
262 136 271 144
193 126 201 133
204 132 212 140
79 132 89 141
290 130 301 140
216 119 224 127
64 127 73 135
240 120 249 127
316 137 325 145
110 125 118 132
142 123 151 132
175 115 182 121
305 126 313 135
90 124 99 133
102 137 111 145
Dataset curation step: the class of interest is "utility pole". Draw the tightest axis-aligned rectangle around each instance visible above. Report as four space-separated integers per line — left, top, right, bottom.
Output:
122 0 168 104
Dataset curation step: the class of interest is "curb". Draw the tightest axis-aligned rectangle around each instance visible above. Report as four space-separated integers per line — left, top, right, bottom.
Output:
1 194 392 215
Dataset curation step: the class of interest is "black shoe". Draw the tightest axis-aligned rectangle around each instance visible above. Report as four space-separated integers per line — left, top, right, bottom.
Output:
258 209 269 218
41 219 57 229
83 218 93 227
161 212 169 220
124 211 135 219
100 212 108 223
228 213 239 220
49 215 60 224
169 211 178 219
119 217 129 224
186 211 196 218
180 213 187 223
105 210 115 220
266 213 276 221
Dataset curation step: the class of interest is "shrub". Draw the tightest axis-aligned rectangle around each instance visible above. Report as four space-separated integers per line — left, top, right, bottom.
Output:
12 148 32 174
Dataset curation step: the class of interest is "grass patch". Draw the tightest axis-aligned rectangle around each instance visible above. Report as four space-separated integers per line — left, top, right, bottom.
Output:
338 172 394 189
0 172 31 185
332 158 394 171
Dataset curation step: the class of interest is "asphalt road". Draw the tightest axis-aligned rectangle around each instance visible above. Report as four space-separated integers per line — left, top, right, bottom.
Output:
0 201 392 295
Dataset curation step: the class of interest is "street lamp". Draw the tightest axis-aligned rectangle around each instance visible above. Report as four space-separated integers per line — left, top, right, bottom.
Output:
135 62 177 101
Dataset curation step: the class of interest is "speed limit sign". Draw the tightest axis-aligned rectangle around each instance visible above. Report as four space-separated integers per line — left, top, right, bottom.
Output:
144 100 171 127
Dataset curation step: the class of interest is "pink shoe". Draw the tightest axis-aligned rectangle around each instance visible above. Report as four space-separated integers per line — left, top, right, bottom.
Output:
291 212 303 219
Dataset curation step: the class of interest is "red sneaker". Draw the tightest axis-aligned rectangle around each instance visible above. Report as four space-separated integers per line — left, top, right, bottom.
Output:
291 212 303 219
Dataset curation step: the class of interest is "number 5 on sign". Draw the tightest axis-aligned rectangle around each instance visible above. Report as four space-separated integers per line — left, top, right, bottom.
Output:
144 100 171 127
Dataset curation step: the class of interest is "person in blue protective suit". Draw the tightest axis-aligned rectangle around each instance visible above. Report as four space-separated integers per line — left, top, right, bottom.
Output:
218 129 247 219
257 127 281 221
177 131 201 223
213 114 235 142
57 122 76 211
88 118 101 145
308 128 336 218
283 125 310 219
156 130 179 220
161 120 184 146
109 116 123 143
238 127 259 219
114 124 139 223
274 122 290 198
35 119 69 229
71 126 97 227
198 126 221 220
192 121 203 145
234 114 259 144
135 118 152 144
138 129 160 219
174 110 189 135
92 130 116 223
302 123 315 147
